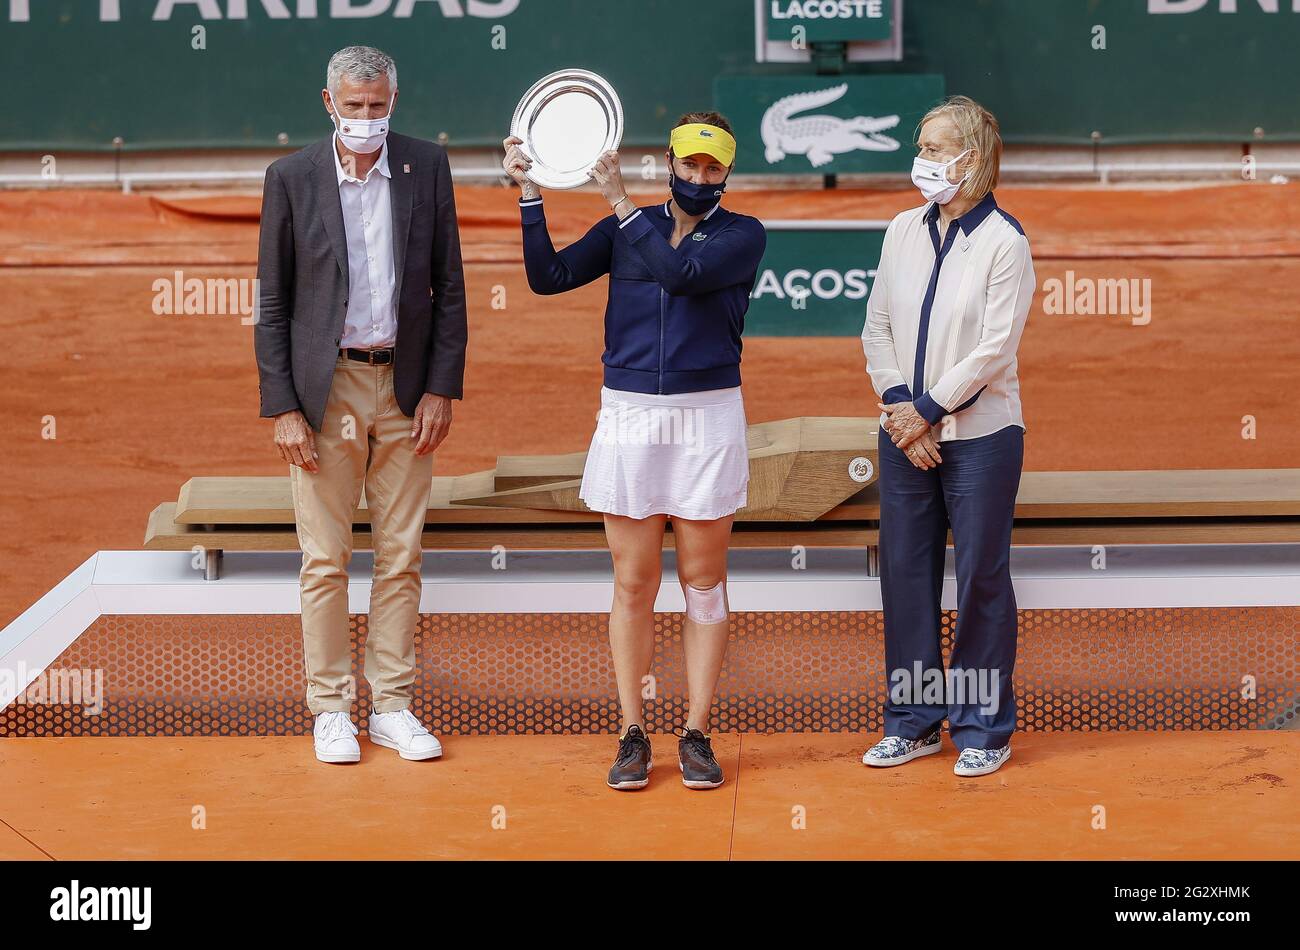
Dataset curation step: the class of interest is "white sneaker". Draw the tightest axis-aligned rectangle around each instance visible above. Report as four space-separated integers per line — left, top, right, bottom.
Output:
313 711 360 764
953 745 1011 776
368 708 443 761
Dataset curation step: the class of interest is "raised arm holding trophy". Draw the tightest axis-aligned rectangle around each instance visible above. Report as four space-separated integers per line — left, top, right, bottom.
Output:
504 69 767 792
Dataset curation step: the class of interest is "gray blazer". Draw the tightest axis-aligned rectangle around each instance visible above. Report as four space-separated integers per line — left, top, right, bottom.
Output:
254 132 468 432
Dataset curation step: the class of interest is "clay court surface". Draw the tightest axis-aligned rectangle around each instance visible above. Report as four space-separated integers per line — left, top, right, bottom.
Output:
2 182 1298 626
1 182 1298 860
1 732 1295 860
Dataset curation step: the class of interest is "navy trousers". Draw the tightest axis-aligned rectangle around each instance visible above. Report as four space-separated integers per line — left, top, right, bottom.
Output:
878 423 1024 750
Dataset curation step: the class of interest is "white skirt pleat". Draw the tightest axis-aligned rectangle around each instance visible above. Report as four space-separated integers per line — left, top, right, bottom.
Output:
578 386 749 521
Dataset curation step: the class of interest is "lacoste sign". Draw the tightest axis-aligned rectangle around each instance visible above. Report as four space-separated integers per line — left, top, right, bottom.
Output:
746 223 887 336
715 74 945 175
765 0 894 42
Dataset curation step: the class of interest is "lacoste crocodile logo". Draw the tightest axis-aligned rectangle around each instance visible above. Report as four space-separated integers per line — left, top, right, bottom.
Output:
761 83 900 169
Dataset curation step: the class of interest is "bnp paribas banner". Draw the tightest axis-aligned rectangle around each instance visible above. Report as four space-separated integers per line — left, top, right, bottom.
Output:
5 1 1300 151
747 223 887 337
764 0 894 42
715 75 944 175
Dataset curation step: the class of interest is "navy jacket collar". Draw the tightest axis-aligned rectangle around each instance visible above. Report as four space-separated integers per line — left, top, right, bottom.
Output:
925 191 998 236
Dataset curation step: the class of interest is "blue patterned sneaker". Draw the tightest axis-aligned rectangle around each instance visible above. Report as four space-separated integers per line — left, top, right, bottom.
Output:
862 730 942 767
953 745 1011 776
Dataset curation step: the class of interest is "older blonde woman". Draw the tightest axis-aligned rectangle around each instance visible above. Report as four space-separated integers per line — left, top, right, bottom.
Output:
860 96 1035 777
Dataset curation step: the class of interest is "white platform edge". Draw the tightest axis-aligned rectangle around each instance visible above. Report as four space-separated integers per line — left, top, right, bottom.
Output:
3 545 1299 713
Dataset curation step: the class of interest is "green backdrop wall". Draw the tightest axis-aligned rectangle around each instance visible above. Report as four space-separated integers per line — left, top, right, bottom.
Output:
3 0 1298 151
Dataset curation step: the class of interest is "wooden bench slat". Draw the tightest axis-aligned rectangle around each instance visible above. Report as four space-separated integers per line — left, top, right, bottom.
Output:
823 468 1300 520
174 468 1300 526
175 474 601 525
178 417 883 525
145 502 1300 552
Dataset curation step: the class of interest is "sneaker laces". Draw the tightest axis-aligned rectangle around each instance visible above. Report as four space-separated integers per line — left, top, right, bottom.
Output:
617 728 649 763
389 709 429 738
318 713 356 744
673 726 713 759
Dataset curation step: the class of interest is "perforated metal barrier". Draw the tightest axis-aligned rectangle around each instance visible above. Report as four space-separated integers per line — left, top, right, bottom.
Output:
2 609 1296 736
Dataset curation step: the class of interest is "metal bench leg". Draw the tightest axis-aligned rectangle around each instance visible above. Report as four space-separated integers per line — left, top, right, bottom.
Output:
204 548 224 581
866 544 879 578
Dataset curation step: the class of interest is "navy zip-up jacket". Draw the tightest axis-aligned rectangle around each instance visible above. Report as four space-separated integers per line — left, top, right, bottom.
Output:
519 196 768 394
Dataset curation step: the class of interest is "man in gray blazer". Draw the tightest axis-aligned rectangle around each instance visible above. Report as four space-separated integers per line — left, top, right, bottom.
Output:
254 45 467 765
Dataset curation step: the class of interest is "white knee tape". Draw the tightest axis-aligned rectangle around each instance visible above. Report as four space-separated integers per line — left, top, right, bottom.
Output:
685 581 727 624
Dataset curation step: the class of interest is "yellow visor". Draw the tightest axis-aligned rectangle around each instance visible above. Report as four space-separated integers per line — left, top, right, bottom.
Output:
670 123 736 167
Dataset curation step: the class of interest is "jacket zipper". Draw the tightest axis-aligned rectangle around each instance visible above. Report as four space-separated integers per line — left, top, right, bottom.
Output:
657 212 703 395
657 287 666 395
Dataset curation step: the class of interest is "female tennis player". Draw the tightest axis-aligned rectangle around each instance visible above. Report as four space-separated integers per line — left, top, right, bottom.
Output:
503 113 766 791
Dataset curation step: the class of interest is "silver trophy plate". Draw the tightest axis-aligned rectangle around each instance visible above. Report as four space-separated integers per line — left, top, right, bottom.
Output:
510 68 623 190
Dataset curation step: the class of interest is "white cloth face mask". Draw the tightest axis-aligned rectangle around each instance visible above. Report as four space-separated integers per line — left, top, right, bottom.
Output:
329 91 393 154
911 148 970 205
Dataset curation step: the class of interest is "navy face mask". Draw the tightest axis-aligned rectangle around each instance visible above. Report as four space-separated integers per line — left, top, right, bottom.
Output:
668 165 727 216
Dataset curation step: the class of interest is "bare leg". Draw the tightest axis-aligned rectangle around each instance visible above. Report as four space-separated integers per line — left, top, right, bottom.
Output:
672 514 735 732
603 513 667 733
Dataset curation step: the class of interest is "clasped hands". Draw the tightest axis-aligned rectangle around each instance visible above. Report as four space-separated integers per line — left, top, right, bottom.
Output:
877 401 942 470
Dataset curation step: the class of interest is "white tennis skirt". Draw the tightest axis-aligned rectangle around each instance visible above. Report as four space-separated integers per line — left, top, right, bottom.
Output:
578 385 749 521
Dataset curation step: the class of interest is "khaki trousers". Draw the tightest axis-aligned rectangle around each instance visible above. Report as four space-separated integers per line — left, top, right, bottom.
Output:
290 351 433 715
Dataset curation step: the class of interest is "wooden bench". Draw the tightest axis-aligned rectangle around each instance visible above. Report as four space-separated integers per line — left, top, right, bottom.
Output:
145 468 1300 580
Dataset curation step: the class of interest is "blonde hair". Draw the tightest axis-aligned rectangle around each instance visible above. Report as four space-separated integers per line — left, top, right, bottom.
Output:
915 95 1002 201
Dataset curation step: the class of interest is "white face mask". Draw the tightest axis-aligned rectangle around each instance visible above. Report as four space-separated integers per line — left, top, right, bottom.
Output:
329 91 393 154
911 148 970 205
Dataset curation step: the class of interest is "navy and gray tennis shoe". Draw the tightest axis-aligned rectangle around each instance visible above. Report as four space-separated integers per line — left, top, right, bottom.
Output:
675 727 725 789
607 724 653 790
862 731 1012 776
862 730 943 767
953 744 1012 776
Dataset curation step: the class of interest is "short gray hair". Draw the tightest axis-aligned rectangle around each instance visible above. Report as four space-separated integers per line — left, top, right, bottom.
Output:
326 46 397 94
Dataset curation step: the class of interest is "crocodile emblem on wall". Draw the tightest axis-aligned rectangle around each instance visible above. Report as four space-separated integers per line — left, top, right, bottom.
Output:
761 82 901 168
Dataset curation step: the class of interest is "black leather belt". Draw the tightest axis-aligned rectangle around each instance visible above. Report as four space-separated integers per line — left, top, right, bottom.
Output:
341 347 394 365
